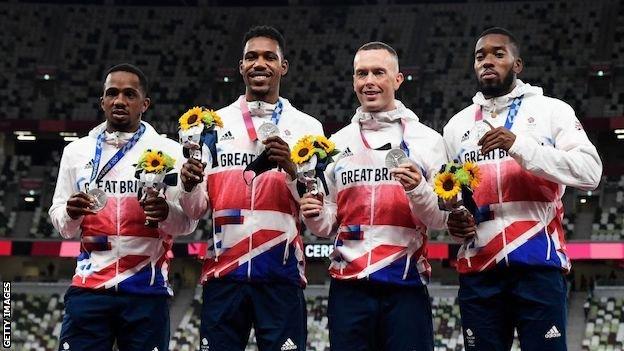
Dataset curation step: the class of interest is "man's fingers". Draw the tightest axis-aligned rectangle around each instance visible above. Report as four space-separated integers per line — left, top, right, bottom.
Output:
268 146 290 155
263 136 287 145
449 230 476 239
301 203 323 218
186 158 205 168
480 139 504 154
181 164 204 184
183 163 204 176
68 197 94 209
66 206 97 216
477 128 500 146
300 198 323 207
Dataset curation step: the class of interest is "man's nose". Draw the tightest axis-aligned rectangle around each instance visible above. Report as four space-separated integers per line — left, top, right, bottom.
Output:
113 94 127 106
253 57 268 69
481 55 495 68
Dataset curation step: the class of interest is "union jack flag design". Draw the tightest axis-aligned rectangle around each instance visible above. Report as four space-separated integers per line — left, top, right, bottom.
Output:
191 100 325 287
73 195 174 295
455 158 569 273
304 112 449 287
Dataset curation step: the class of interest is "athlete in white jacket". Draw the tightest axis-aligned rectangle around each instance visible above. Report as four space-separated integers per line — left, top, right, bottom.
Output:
49 64 196 351
444 27 602 351
301 42 452 351
179 26 323 351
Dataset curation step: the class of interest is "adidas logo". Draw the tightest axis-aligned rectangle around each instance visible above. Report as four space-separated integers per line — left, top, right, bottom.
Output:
280 338 298 350
461 130 470 142
220 131 234 141
544 325 561 339
342 147 353 157
200 337 210 351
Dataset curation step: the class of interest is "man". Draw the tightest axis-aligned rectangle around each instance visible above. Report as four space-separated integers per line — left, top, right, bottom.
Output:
49 63 197 351
299 42 449 351
444 27 602 351
179 26 323 351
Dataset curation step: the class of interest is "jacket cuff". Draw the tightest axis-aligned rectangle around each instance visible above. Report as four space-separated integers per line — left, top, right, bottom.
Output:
405 176 426 196
508 134 538 163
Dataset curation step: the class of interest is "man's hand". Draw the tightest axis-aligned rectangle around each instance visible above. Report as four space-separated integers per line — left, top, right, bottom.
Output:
264 136 297 180
390 163 422 191
181 158 206 192
478 127 516 155
447 209 477 240
140 188 169 222
300 192 324 218
66 192 98 219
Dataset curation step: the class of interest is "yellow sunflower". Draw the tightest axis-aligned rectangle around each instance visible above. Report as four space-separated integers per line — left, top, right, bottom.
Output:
201 109 224 128
314 135 335 154
179 107 203 130
291 137 315 164
143 151 167 173
462 162 481 189
434 172 461 201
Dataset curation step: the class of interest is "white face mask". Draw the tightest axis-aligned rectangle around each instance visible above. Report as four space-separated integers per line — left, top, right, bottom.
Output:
358 106 403 130
247 100 277 117
104 130 135 147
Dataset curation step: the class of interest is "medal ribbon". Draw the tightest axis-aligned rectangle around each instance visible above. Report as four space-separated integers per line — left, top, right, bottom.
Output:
359 119 410 157
90 123 146 184
474 95 524 130
239 96 284 141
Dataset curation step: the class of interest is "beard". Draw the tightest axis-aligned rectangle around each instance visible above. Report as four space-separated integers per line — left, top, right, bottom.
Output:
476 69 515 98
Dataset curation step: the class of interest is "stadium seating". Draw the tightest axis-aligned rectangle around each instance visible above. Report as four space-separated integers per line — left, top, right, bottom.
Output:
17 284 624 351
582 296 624 351
0 0 613 127
590 176 624 241
168 287 525 351
11 293 64 351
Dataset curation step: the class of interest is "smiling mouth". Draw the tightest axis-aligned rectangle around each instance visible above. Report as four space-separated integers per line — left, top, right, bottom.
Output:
249 72 271 79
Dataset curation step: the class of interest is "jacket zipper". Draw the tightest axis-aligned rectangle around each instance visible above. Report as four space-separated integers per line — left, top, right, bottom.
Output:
496 154 509 266
115 193 121 291
365 186 375 279
248 178 256 281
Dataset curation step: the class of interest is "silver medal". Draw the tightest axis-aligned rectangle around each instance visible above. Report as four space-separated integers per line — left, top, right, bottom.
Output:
87 188 108 212
469 121 492 145
257 122 280 142
385 149 410 169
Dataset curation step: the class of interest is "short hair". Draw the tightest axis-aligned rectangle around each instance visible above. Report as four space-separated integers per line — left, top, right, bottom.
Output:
356 41 400 70
104 63 149 96
243 25 286 57
478 27 521 57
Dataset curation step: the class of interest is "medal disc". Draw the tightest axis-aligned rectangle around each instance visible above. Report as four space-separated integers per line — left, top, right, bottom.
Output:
88 188 108 212
257 123 280 142
385 149 410 168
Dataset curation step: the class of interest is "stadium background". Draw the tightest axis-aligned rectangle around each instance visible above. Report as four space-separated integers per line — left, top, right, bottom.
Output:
1 0 623 350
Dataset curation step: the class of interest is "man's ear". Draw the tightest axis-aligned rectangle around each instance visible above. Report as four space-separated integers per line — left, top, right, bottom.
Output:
394 72 405 91
141 97 151 115
513 57 523 75
281 59 289 76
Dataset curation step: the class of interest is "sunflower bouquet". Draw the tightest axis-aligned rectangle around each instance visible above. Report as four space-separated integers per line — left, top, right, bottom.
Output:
178 106 223 162
433 161 481 218
291 135 339 195
134 149 177 227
